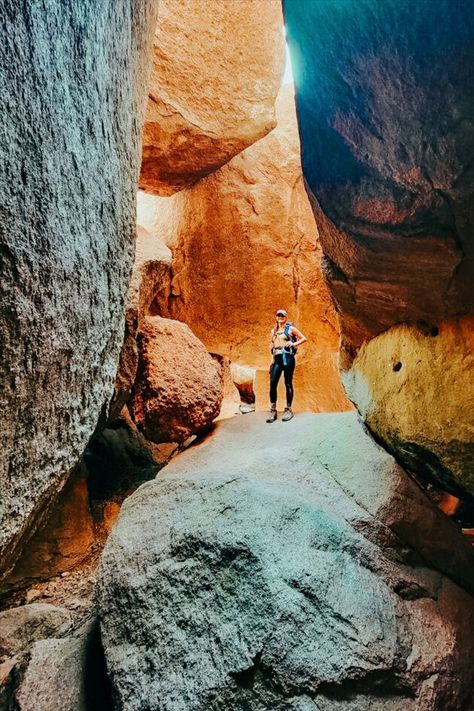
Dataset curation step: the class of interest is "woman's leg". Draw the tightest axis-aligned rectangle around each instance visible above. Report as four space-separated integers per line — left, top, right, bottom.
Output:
269 357 283 405
283 356 296 408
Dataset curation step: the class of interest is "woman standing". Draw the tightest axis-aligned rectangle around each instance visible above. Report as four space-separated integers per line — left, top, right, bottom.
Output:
266 309 307 422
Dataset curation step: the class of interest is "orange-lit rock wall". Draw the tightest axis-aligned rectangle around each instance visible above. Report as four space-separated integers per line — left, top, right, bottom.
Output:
160 86 351 412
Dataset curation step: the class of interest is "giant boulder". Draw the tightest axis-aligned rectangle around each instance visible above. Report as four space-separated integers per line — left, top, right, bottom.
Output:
99 412 474 710
139 0 285 195
0 0 158 578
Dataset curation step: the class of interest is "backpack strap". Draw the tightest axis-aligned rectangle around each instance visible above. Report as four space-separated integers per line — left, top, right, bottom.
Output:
284 322 296 342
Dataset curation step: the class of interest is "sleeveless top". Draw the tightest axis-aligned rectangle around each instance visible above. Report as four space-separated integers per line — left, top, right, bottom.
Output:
272 328 292 355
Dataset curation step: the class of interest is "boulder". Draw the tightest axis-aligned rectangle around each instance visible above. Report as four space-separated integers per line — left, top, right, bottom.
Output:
284 0 474 355
343 316 474 497
167 85 351 412
0 0 159 578
230 362 256 406
283 0 474 489
14 619 112 711
139 0 285 195
132 316 223 443
98 412 474 710
0 604 72 659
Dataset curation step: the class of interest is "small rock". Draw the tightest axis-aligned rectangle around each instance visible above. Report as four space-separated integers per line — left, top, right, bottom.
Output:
25 589 42 604
15 619 110 711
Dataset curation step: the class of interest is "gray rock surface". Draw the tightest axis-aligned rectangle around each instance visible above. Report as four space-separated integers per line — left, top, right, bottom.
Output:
98 412 474 710
0 0 159 578
0 603 72 659
13 619 111 711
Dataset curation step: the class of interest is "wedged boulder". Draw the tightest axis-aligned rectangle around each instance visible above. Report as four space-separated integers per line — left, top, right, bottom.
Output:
132 316 223 443
110 227 172 420
167 85 351 412
98 412 474 710
0 0 159 578
343 316 474 497
284 0 474 353
139 0 285 195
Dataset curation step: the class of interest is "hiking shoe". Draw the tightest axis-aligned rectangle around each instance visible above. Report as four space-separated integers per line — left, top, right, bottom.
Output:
266 408 277 423
282 408 294 422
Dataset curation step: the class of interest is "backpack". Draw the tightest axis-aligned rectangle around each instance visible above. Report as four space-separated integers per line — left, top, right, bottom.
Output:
280 322 298 364
284 321 297 345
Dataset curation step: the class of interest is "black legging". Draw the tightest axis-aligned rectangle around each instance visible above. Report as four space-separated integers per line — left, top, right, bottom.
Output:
269 353 295 407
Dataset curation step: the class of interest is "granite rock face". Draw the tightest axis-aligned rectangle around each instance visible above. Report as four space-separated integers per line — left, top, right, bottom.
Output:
284 0 474 354
0 0 158 577
140 0 285 195
98 412 474 711
132 316 223 443
167 86 351 412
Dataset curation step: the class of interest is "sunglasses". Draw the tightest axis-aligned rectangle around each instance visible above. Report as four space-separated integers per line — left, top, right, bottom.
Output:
276 312 286 317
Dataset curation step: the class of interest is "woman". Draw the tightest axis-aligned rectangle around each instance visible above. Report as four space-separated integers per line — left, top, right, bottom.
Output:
266 309 307 422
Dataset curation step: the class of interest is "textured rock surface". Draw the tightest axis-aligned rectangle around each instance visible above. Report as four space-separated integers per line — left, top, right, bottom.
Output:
132 316 223 443
140 0 285 195
137 190 178 249
99 412 474 710
14 619 111 711
0 0 159 578
110 226 172 420
168 86 351 412
284 0 474 356
0 604 72 659
344 316 474 497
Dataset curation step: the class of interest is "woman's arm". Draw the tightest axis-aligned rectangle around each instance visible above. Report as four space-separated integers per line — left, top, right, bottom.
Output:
290 326 307 348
